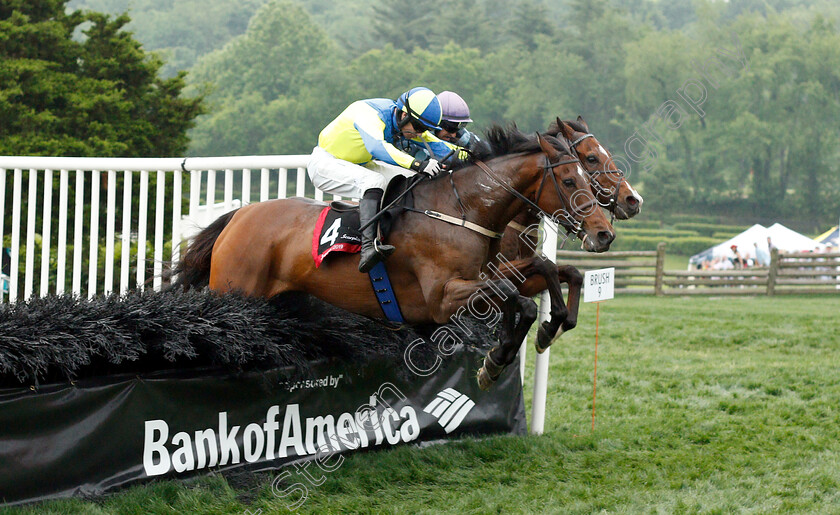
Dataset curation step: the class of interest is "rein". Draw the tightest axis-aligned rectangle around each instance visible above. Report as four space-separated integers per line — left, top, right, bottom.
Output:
401 165 504 239
473 153 596 240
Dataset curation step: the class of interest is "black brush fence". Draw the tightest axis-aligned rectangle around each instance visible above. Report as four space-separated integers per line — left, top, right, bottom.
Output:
0 290 525 506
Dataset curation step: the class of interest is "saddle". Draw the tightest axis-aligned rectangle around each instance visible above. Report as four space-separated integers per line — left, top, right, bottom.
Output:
328 174 417 238
313 174 418 267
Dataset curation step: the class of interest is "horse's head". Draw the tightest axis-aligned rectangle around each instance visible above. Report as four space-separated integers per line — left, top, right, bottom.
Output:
534 133 615 252
548 116 643 219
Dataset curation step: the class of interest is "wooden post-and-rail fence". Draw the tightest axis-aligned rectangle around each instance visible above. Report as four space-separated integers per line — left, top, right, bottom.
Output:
557 244 840 296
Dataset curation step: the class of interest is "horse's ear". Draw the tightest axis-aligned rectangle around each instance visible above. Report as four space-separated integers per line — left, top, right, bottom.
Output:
546 117 562 136
557 120 575 141
576 115 590 132
537 132 560 158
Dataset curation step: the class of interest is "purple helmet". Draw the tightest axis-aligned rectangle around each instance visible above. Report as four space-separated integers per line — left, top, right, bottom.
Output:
437 91 473 123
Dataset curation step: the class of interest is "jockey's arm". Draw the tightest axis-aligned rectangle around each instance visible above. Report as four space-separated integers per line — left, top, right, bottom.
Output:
414 132 469 162
353 113 417 169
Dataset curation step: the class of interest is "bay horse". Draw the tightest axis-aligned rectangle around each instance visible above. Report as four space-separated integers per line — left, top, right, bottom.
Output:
174 127 614 389
498 117 644 352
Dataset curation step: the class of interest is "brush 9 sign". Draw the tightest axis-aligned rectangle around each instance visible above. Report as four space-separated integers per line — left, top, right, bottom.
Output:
583 267 615 303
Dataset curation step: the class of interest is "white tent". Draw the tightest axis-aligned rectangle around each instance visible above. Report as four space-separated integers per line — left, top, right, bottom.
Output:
689 223 821 265
766 223 823 253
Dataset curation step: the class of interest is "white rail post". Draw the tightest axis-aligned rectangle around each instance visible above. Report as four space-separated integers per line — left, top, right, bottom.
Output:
295 167 306 198
153 170 165 291
72 170 84 296
137 171 149 289
278 168 287 199
40 169 53 297
242 168 251 205
56 170 69 295
24 169 37 299
103 170 117 295
88 170 101 298
189 170 201 220
120 170 132 294
9 169 22 302
206 169 216 209
224 168 233 212
172 169 182 267
260 168 269 201
530 218 558 435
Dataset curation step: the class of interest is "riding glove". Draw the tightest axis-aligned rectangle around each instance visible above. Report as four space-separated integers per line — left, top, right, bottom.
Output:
411 158 443 177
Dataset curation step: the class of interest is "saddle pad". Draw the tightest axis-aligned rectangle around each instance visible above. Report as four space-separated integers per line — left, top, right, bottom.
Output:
312 207 362 268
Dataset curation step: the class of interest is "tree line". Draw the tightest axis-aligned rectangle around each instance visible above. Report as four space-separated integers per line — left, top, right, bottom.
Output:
5 0 840 228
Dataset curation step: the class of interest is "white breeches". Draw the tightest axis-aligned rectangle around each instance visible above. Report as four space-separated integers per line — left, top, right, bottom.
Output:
307 146 417 198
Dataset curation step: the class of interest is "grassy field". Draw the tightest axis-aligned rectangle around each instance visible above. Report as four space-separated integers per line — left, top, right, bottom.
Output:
6 296 840 514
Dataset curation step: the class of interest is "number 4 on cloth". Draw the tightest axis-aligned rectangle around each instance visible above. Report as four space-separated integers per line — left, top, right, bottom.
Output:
320 218 342 247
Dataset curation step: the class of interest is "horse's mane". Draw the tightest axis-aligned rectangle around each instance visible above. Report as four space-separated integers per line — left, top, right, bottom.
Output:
447 124 572 172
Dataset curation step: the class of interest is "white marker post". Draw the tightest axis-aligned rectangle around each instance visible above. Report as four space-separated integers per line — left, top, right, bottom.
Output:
583 267 614 432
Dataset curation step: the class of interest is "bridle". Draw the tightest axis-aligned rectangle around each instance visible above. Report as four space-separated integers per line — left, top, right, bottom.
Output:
568 132 626 222
474 151 596 239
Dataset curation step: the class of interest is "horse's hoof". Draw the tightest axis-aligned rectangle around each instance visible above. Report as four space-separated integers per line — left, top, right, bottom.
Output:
536 326 551 353
536 327 564 354
477 366 495 390
477 354 505 391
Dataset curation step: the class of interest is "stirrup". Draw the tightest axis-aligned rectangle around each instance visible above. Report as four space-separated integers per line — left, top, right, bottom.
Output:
373 238 395 258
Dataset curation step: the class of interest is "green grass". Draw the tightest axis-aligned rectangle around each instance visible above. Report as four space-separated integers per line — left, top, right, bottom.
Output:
6 296 840 514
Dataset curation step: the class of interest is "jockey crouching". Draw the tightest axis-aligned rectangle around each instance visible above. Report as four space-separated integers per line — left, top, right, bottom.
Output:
308 87 458 273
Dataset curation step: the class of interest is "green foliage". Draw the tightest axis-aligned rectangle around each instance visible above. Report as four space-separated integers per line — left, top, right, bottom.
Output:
673 222 748 236
618 219 662 229
187 1 345 156
16 0 840 229
712 231 741 239
611 234 719 255
609 234 664 252
664 236 722 255
0 0 204 156
662 213 720 224
620 228 700 238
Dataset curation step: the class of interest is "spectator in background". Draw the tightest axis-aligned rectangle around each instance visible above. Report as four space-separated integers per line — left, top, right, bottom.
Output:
712 256 734 270
754 241 770 266
767 236 776 253
730 245 747 268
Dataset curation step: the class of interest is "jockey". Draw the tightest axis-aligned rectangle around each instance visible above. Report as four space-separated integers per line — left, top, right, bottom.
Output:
405 90 480 161
308 87 456 273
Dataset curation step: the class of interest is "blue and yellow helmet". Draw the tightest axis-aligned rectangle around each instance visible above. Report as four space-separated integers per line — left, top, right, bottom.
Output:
396 87 442 131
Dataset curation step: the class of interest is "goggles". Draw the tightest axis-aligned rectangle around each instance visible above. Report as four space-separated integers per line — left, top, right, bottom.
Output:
439 120 468 133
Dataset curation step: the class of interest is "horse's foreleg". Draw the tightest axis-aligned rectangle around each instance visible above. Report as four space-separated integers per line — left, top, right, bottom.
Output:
496 256 568 353
431 277 537 390
557 265 582 333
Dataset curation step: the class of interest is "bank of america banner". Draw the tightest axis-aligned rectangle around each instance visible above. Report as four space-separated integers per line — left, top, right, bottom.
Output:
0 346 524 506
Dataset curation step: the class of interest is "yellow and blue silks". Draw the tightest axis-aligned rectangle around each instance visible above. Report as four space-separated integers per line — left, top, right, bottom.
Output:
318 98 455 169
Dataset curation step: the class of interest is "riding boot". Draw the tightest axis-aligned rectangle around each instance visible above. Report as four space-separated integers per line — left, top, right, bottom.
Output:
358 188 395 273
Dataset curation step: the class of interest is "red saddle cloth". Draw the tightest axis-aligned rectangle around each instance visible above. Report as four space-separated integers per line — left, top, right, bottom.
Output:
312 207 362 267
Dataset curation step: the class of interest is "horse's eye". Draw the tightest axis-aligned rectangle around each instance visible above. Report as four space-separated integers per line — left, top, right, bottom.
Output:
563 178 575 187
586 155 598 163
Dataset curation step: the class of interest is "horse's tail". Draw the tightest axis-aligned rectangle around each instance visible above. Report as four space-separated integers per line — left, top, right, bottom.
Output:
172 209 239 290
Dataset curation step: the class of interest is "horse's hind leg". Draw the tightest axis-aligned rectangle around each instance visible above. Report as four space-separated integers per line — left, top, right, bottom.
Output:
496 256 569 353
477 294 538 390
